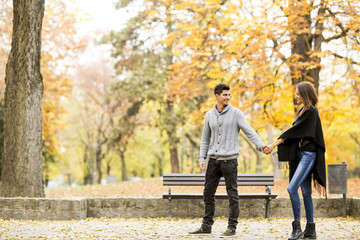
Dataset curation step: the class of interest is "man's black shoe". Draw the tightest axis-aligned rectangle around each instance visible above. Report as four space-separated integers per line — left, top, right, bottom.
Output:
189 228 211 234
220 228 236 237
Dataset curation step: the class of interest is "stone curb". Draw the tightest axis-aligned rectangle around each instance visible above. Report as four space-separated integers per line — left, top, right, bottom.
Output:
0 197 359 221
0 198 87 220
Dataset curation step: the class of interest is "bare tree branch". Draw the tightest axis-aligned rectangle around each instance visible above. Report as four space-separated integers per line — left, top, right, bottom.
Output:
330 52 360 66
323 8 350 43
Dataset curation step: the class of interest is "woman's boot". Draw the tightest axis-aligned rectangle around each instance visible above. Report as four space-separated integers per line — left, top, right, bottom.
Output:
303 222 316 239
288 220 303 240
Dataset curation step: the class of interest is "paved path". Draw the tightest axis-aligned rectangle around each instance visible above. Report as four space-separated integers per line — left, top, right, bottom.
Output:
1 217 359 239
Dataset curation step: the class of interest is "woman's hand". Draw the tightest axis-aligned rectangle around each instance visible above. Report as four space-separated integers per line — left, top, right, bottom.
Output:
263 146 272 155
264 139 284 155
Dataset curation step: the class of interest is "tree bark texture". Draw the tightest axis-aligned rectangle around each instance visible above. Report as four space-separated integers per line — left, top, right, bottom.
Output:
289 1 324 110
120 151 128 181
163 4 180 174
289 6 312 103
1 0 45 197
166 100 180 173
95 139 105 184
83 145 92 185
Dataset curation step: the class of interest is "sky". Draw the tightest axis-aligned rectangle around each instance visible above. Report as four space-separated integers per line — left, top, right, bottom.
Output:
70 0 135 67
74 0 128 35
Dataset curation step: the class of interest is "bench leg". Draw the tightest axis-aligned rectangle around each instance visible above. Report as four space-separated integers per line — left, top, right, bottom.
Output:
168 197 172 221
168 186 172 221
265 198 272 220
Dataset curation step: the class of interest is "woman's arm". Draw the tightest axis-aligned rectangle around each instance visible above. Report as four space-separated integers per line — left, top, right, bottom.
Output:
264 138 284 154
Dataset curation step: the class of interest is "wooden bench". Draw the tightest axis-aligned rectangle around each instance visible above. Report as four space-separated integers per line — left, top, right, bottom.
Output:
162 173 278 220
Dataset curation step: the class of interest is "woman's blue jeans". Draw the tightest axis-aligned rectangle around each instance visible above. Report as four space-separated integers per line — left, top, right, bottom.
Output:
287 151 316 223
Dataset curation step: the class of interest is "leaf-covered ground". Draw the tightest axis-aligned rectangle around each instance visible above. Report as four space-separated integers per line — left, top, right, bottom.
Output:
1 217 359 239
45 178 360 199
2 178 360 239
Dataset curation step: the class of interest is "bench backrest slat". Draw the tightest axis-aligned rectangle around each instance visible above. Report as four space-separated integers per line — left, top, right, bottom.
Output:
163 173 274 186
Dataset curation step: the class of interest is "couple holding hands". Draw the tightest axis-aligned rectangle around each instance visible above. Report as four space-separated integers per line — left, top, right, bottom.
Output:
191 82 325 239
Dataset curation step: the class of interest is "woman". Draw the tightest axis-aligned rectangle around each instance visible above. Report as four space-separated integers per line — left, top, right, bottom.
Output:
265 82 326 240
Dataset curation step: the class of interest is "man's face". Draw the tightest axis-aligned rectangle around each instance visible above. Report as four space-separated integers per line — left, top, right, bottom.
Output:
216 90 230 106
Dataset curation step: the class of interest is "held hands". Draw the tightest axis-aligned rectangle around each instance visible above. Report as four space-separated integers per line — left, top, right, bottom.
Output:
263 138 284 155
263 145 274 155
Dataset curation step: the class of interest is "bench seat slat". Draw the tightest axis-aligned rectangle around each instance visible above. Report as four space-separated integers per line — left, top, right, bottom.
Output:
162 174 275 187
163 173 274 177
163 193 278 199
163 177 274 181
162 173 277 219
163 181 274 186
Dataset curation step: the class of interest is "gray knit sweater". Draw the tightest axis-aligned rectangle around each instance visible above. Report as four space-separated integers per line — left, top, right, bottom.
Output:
198 103 265 162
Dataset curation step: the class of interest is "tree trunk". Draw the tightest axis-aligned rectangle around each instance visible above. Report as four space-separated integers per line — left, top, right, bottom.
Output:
290 12 311 111
106 159 111 175
1 0 45 198
83 145 92 185
308 6 325 94
185 133 200 174
169 143 180 173
163 4 180 174
158 155 163 177
242 156 247 172
289 1 323 107
155 150 164 177
191 144 194 173
255 150 262 173
267 125 281 179
0 100 4 180
165 100 180 173
240 133 260 173
89 143 97 185
120 151 128 181
95 139 103 184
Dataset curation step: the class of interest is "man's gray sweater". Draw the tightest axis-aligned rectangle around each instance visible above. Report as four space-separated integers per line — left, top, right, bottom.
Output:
198 103 265 162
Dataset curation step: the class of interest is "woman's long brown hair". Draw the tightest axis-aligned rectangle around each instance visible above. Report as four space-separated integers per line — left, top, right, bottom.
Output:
297 82 318 117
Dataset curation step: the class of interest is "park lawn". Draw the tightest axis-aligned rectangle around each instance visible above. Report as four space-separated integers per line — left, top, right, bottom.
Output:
45 178 360 199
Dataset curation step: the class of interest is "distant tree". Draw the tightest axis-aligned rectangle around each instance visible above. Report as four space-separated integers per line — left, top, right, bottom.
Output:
74 60 114 184
70 59 144 183
40 0 86 184
105 1 199 173
1 0 45 197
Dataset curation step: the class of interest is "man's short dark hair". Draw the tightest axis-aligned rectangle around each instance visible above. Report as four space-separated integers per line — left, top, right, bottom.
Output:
214 83 230 95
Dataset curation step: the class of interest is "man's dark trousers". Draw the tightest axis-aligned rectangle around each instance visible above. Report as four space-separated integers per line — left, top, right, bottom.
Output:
201 158 239 230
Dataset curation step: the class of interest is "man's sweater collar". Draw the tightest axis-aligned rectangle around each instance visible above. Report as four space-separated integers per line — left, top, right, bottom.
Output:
214 103 232 115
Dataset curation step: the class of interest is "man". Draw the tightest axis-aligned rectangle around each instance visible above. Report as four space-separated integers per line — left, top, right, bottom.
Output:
189 83 267 237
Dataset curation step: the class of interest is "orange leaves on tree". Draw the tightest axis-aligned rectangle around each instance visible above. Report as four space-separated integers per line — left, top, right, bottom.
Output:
40 1 86 167
120 0 360 173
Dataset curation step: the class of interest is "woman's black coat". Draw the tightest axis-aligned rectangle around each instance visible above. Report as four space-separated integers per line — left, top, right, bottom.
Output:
277 106 326 193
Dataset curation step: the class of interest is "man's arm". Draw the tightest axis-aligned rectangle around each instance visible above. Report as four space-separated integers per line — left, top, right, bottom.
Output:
198 113 211 171
237 110 265 151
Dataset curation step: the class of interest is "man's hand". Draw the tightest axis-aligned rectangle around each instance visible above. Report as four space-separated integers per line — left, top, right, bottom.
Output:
199 161 206 172
264 139 284 155
263 145 272 155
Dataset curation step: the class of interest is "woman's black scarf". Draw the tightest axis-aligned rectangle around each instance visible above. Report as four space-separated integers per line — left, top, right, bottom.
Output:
277 106 326 196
